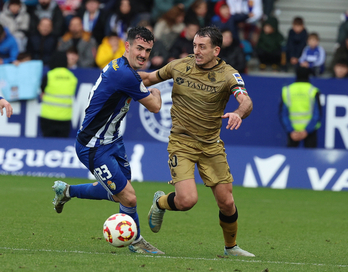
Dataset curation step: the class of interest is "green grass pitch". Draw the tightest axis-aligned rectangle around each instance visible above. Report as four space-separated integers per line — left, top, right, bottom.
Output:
0 176 347 272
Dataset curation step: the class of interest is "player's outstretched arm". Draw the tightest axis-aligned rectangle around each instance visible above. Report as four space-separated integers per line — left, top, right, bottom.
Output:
138 88 162 113
234 93 253 119
138 71 161 87
0 97 13 118
222 94 253 130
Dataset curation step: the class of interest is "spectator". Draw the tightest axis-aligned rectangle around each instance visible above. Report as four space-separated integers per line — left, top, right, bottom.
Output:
167 20 200 62
226 0 263 45
13 0 39 11
211 1 231 26
55 0 82 23
26 17 57 65
262 0 275 19
0 0 30 52
95 32 125 69
286 17 308 69
105 0 135 40
151 0 195 23
153 4 186 51
77 0 107 45
280 66 322 148
13 51 32 65
211 0 240 45
255 16 284 71
336 10 348 47
299 32 326 76
130 0 153 26
40 51 78 138
185 0 209 28
148 38 168 70
66 46 79 69
58 16 97 67
0 24 18 64
332 59 348 78
226 0 263 24
219 28 246 73
29 0 65 37
331 37 348 77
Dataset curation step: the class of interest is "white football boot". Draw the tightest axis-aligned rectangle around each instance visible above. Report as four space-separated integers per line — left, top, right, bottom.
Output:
224 245 255 257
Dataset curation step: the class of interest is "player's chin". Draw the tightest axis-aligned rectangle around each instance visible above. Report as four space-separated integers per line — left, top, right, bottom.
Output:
195 58 204 66
195 60 204 67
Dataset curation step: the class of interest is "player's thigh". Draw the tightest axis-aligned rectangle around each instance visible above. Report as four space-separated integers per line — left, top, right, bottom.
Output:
75 140 93 170
198 141 233 187
93 144 129 195
112 138 132 180
167 136 199 184
76 142 129 195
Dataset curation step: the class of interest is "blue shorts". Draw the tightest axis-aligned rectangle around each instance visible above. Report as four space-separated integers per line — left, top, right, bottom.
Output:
75 138 131 195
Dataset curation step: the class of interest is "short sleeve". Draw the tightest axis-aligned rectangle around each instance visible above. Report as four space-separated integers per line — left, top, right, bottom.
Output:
229 72 245 89
157 59 180 81
227 70 248 98
112 66 150 101
122 78 150 102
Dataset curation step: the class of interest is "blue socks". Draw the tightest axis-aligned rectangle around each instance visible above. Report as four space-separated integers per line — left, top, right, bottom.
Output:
119 203 141 240
69 183 113 201
69 182 141 240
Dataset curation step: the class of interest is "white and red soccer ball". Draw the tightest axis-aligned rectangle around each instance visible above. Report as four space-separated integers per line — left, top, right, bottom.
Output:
103 213 137 247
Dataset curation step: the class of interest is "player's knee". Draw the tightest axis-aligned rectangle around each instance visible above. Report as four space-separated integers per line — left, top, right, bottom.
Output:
218 198 235 214
129 195 137 207
122 194 137 207
176 196 197 211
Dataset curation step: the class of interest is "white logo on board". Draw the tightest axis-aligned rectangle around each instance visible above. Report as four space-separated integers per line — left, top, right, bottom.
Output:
243 154 290 189
139 80 173 142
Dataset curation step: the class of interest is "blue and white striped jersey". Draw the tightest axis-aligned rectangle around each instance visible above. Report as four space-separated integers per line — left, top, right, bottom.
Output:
77 56 150 147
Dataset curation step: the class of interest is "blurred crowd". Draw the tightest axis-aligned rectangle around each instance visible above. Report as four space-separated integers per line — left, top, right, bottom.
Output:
0 0 347 78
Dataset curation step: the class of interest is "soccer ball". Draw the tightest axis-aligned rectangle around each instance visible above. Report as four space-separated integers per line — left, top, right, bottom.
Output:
103 213 137 248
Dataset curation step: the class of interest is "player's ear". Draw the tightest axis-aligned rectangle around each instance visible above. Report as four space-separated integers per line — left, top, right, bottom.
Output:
125 41 130 53
214 46 220 57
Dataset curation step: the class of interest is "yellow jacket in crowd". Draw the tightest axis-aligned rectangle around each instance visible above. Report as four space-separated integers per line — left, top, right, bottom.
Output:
95 36 126 69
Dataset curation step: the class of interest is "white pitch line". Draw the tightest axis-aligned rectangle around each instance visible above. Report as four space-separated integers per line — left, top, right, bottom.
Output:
0 247 347 268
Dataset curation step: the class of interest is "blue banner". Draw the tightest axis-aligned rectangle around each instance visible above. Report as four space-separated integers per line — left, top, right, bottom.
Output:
0 68 347 150
0 137 347 191
0 60 43 101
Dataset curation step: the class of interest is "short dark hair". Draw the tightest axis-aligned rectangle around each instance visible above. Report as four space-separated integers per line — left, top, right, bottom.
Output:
195 26 222 48
9 0 21 5
67 46 78 54
17 52 31 61
308 32 319 41
49 51 68 70
137 20 153 29
293 17 304 26
108 31 118 38
127 26 154 44
335 58 348 66
296 66 310 81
